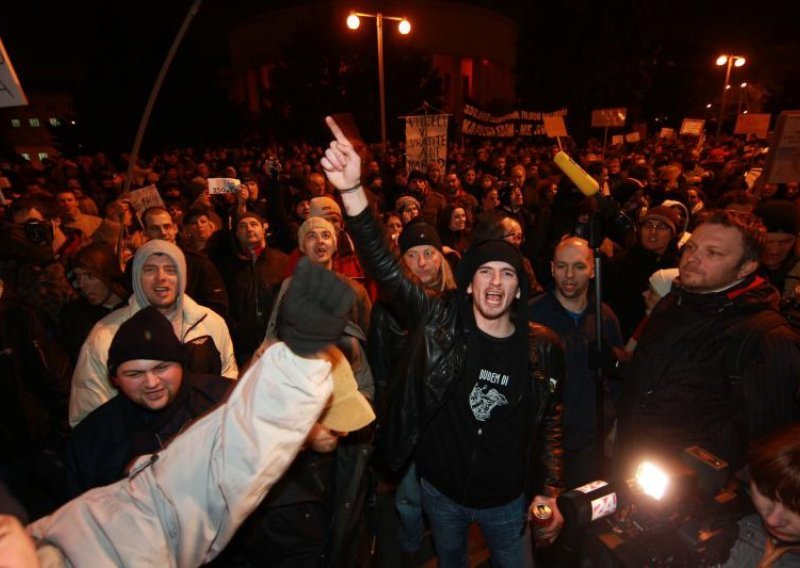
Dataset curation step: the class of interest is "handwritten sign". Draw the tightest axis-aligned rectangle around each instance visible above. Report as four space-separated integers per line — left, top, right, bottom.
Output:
625 132 641 143
611 135 624 145
207 177 241 194
462 104 568 137
405 114 448 173
680 118 705 137
591 108 627 128
0 37 28 108
128 185 164 219
659 128 675 139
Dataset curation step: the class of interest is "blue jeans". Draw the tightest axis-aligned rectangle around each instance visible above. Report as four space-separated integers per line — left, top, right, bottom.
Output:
420 477 527 568
395 462 424 552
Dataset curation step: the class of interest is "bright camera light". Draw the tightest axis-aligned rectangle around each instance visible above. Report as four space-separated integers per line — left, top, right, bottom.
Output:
346 14 360 30
398 19 411 34
635 461 670 501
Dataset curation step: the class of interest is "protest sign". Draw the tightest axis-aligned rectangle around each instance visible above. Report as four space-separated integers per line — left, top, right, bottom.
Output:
680 118 705 136
611 135 624 145
207 178 241 195
462 104 567 137
659 128 675 139
591 108 627 128
543 115 568 138
763 111 800 184
0 37 28 108
625 132 640 143
128 185 164 219
405 114 448 173
734 113 770 139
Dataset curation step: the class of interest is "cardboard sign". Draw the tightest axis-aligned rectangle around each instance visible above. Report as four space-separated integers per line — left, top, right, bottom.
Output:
763 111 800 184
128 185 164 218
611 135 624 145
405 114 448 173
734 113 771 139
591 108 627 128
543 115 568 138
207 177 241 194
680 118 705 137
625 132 641 143
0 37 28 108
659 128 675 139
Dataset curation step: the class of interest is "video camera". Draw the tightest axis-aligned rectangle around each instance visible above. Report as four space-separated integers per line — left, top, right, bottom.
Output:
558 446 750 567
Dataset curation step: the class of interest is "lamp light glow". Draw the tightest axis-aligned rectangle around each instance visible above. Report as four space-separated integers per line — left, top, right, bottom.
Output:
716 55 728 66
346 14 360 30
734 57 746 67
398 19 411 34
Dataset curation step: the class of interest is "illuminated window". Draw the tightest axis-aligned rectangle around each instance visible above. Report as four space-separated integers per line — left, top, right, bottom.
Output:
21 153 30 161
29 118 40 127
38 152 49 160
49 118 61 126
10 119 21 127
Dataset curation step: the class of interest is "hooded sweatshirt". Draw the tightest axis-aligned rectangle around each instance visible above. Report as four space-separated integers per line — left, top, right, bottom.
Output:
69 240 237 427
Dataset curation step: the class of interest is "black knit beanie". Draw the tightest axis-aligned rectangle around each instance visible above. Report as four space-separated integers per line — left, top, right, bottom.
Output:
398 218 443 254
107 306 184 377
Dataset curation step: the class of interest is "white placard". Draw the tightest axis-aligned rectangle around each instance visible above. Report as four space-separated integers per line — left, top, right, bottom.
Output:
611 135 624 145
405 114 448 173
680 118 705 136
207 177 241 194
625 132 641 142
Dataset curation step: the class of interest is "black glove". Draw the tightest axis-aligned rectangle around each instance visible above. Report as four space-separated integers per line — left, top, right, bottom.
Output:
281 257 355 356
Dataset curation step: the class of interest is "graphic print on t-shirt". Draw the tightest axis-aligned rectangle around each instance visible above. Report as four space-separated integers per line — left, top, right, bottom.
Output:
469 369 510 421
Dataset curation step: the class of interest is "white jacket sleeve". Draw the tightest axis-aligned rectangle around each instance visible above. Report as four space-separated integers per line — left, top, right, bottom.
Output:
30 342 332 568
68 331 116 428
217 319 239 380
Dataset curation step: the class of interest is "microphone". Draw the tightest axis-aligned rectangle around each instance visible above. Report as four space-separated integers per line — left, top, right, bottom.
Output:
554 151 600 196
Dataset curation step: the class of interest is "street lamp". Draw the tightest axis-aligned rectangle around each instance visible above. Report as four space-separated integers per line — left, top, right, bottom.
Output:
346 11 411 152
715 54 746 137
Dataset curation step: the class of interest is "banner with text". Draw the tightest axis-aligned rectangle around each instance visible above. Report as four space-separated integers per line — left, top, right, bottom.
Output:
734 113 771 139
462 104 567 138
128 185 164 220
405 114 448 173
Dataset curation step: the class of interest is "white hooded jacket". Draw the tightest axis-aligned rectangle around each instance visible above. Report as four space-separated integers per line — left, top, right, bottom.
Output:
69 240 237 427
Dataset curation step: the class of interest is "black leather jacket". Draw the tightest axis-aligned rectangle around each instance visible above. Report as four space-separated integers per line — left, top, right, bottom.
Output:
346 208 565 497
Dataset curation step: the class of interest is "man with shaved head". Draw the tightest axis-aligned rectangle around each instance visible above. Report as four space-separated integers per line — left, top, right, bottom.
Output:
529 237 624 487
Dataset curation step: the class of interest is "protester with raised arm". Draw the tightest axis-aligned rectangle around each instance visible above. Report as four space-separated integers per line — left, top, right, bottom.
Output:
321 116 565 566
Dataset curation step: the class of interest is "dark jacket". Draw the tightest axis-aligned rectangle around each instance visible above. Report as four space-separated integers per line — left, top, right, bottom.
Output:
529 291 623 453
346 207 565 498
66 372 233 496
0 290 71 463
618 275 800 472
604 242 679 340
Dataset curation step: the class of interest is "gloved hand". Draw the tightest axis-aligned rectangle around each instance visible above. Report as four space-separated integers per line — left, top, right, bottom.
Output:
281 257 355 356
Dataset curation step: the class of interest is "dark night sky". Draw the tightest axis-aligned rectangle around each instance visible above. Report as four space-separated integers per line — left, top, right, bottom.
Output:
1 0 797 148
2 0 796 90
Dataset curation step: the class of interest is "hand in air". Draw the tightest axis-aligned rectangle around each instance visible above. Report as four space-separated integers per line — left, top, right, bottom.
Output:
321 116 362 191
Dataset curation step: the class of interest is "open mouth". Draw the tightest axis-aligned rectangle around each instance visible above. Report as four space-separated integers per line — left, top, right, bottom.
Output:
485 290 504 307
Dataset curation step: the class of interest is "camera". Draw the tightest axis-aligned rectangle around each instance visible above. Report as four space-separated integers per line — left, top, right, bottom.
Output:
23 219 53 245
558 447 749 566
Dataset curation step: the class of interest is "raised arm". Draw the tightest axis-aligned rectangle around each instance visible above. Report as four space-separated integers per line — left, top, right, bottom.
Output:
320 117 445 328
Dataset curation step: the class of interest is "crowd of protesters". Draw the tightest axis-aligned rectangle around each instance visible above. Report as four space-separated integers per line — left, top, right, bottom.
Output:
0 122 798 567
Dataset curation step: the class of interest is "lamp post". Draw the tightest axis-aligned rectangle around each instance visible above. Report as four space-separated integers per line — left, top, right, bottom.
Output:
715 54 746 138
347 11 411 152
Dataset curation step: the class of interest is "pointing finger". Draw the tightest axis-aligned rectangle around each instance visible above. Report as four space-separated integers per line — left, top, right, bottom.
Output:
325 116 351 146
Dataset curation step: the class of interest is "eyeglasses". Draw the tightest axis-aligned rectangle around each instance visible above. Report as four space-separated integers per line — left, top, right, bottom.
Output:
642 221 671 232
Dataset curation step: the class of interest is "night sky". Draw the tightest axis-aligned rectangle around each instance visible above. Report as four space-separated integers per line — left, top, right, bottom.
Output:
1 0 797 148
